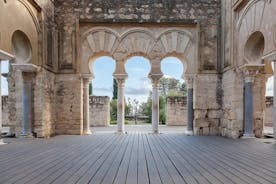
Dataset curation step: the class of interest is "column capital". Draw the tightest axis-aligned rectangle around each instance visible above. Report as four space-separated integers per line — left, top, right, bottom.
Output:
149 73 163 88
114 74 128 87
240 64 264 83
185 75 194 89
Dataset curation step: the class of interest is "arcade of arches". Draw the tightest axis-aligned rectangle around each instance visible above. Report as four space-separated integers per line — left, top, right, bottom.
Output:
0 0 276 139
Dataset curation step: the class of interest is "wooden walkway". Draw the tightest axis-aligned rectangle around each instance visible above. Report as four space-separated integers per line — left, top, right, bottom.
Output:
0 133 276 184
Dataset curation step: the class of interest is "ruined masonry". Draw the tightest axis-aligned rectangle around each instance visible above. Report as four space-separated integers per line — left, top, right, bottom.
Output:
0 0 276 139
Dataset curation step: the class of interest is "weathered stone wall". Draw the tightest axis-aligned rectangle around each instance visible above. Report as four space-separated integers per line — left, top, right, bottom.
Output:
55 0 220 72
194 74 222 136
33 69 56 138
221 69 244 139
220 0 276 138
55 74 83 135
89 96 110 127
166 97 187 126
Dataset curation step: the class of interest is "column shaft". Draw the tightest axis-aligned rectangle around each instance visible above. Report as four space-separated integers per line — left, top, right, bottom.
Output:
244 81 254 137
117 83 125 133
22 80 33 136
187 88 194 133
273 62 276 139
152 85 159 133
83 79 91 135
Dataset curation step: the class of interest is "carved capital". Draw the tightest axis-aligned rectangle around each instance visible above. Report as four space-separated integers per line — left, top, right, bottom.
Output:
185 75 194 89
240 64 264 83
149 73 163 88
114 74 128 87
82 75 93 88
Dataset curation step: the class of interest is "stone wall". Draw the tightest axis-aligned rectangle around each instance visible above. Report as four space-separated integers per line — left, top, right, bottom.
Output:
55 0 220 72
89 96 110 127
55 74 83 135
166 97 187 126
193 74 222 136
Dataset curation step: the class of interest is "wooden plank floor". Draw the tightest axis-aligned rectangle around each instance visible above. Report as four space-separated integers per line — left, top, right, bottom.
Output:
0 133 276 184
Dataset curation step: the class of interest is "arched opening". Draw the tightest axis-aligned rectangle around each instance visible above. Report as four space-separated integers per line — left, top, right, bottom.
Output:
10 30 34 137
160 57 186 130
90 56 115 128
1 60 10 136
125 56 151 131
264 62 274 137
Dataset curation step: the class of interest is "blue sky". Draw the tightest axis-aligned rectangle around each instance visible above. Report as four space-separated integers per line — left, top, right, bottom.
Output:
1 59 274 102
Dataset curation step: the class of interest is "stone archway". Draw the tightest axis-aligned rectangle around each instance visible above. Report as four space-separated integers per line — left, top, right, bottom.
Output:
80 24 198 133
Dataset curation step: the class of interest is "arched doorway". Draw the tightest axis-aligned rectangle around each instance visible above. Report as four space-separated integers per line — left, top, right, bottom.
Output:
125 56 151 131
91 56 115 128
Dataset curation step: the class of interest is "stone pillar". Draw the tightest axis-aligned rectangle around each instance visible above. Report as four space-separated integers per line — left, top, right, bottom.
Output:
243 75 255 138
21 74 34 137
273 62 276 139
241 65 263 138
83 77 92 135
185 75 194 135
149 74 162 133
116 78 126 133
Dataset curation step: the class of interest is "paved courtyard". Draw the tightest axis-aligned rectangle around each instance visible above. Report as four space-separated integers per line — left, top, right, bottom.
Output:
0 129 276 184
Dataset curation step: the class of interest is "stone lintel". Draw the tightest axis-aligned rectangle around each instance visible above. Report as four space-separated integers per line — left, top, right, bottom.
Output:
12 64 40 73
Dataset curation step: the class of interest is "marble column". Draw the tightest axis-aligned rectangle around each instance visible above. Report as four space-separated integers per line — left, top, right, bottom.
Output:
185 76 194 135
243 75 255 138
116 78 126 133
21 74 33 137
150 75 162 133
273 62 276 139
83 77 92 135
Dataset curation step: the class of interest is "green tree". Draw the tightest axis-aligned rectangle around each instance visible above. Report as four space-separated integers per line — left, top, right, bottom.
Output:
89 83 93 96
112 78 118 100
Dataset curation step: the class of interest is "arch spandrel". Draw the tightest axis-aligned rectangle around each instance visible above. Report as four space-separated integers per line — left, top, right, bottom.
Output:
80 26 198 76
236 0 276 64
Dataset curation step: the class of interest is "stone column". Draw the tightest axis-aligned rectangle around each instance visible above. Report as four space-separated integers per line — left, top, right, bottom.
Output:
21 74 33 137
116 78 126 133
83 77 92 135
273 62 276 139
243 75 255 138
241 65 263 138
185 75 194 135
149 74 162 133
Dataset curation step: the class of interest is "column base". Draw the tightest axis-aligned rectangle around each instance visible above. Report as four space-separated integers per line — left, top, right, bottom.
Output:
84 129 92 135
0 139 5 145
115 130 126 134
242 134 255 138
20 133 34 138
151 130 160 134
185 130 194 136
